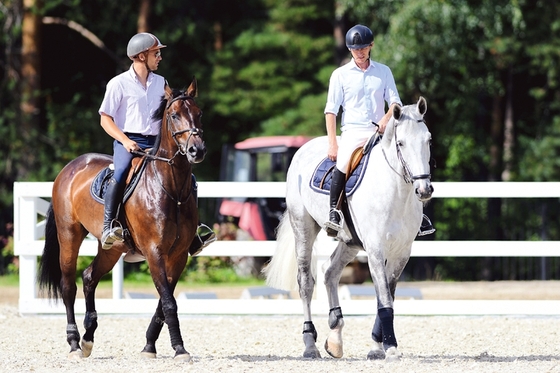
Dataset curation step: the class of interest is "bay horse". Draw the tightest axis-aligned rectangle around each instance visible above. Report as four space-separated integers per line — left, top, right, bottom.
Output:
38 78 205 361
264 97 433 361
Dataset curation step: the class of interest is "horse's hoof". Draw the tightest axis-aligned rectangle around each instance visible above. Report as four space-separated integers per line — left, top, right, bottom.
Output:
324 337 343 358
67 349 84 360
140 351 157 359
303 348 322 359
81 340 93 358
385 346 401 362
367 342 385 360
174 352 192 362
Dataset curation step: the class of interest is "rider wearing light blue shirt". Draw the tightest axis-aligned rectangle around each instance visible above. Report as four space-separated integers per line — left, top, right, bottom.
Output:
324 25 401 237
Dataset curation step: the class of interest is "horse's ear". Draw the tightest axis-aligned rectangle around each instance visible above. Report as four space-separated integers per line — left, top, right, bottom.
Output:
187 76 198 98
392 104 402 120
417 96 427 116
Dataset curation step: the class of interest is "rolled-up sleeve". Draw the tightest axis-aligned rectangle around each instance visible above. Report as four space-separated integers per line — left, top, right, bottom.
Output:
324 69 342 115
383 66 402 107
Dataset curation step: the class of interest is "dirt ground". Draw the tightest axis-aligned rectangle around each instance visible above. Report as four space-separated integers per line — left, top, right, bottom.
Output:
1 281 560 372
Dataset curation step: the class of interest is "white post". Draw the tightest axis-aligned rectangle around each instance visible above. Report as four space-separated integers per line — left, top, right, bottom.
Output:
15 194 40 303
112 255 124 299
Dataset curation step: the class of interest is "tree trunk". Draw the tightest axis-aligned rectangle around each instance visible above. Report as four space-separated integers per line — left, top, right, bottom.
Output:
137 0 152 32
20 0 42 179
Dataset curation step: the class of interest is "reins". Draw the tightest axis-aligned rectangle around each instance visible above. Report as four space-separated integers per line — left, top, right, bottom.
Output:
382 117 431 184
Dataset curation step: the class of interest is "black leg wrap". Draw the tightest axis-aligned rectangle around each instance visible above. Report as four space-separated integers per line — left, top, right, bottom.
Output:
83 311 98 330
372 314 382 343
145 315 165 343
377 307 397 350
328 307 343 329
302 321 318 342
66 323 80 346
82 311 98 342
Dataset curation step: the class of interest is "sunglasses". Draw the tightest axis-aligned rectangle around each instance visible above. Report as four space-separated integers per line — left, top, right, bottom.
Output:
153 51 161 58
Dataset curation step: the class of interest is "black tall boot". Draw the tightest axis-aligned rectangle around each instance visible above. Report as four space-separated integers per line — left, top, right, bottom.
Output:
324 168 346 237
188 174 216 256
101 178 124 250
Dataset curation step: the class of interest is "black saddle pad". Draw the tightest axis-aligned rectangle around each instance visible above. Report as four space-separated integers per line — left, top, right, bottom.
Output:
310 152 370 196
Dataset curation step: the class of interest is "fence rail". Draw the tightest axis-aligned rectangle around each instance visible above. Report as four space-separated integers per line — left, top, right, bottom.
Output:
13 181 560 316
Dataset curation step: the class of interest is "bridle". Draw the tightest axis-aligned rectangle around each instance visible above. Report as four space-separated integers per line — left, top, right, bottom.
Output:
382 116 431 184
132 94 203 164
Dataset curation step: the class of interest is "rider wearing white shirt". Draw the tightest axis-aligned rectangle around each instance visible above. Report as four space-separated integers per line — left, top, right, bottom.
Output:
98 32 215 253
324 24 434 238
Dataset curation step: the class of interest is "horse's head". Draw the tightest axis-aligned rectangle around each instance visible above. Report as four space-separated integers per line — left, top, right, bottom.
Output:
157 78 207 164
383 96 433 202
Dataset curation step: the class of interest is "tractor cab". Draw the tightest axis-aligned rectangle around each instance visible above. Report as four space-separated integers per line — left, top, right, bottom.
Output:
218 136 313 240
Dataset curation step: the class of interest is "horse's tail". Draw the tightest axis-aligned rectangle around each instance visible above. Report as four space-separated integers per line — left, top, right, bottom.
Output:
38 204 63 300
263 211 311 291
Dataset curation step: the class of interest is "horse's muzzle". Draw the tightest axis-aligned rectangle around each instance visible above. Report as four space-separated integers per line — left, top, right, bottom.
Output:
414 180 434 201
187 142 207 163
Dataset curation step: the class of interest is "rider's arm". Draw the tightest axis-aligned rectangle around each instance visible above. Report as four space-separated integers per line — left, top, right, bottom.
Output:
100 113 139 152
326 113 338 161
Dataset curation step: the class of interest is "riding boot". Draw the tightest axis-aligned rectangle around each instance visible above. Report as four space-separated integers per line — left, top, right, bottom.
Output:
188 174 216 256
324 168 346 237
101 178 124 250
417 214 436 236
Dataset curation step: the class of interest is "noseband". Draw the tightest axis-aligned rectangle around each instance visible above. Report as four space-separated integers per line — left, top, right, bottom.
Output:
382 117 431 184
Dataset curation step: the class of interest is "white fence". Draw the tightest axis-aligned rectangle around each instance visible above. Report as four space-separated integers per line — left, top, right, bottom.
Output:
13 181 560 316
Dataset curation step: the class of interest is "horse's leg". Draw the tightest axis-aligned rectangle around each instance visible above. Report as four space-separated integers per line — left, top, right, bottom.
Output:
293 220 321 359
141 299 165 358
81 248 123 357
148 253 191 360
58 227 88 359
366 248 402 361
322 243 360 358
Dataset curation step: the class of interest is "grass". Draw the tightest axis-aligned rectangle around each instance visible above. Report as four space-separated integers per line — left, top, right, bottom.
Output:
0 273 265 290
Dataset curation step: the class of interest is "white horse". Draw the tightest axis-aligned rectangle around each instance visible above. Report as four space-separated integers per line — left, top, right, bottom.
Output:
264 97 433 361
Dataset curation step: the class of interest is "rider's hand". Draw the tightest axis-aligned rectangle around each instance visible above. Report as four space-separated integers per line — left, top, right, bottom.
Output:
328 142 338 161
123 138 140 153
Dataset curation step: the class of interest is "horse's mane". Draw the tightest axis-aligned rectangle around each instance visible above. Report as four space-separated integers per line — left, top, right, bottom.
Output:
150 88 186 154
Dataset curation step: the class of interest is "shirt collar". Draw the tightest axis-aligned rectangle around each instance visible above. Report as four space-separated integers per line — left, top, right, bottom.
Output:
127 64 153 84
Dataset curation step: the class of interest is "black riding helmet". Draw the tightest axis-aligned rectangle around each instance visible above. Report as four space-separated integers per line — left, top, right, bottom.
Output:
345 24 374 49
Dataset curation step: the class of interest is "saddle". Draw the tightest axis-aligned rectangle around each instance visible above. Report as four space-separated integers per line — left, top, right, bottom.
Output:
90 153 150 204
310 133 379 195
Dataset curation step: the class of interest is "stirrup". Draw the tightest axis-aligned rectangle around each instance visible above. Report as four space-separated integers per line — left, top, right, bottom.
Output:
417 215 436 237
196 223 216 251
101 220 124 250
324 208 343 236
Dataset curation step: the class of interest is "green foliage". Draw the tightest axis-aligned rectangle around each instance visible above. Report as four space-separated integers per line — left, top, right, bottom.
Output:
2 0 560 281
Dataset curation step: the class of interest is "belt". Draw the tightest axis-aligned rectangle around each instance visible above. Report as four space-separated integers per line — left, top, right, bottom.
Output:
125 132 156 138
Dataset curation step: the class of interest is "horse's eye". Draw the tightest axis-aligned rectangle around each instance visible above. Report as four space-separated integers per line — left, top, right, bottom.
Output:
397 140 404 147
170 113 179 120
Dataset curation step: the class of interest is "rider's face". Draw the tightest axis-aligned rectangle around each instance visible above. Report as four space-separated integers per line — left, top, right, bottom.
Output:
147 49 162 70
350 43 373 65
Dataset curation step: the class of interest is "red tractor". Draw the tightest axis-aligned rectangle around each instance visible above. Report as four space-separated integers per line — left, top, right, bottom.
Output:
218 136 313 240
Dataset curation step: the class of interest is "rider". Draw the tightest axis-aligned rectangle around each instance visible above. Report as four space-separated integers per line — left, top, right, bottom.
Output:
323 24 435 237
98 32 215 253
